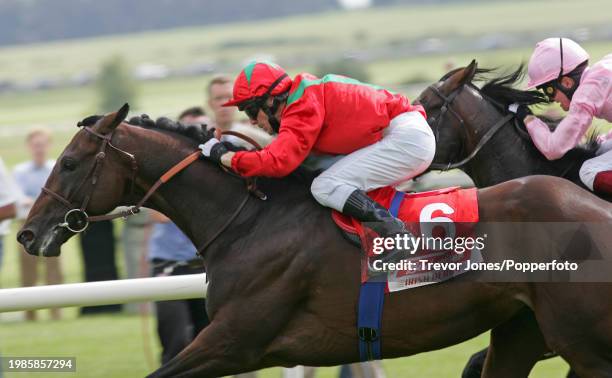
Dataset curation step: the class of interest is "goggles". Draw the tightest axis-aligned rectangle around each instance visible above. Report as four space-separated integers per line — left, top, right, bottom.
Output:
537 82 557 101
238 100 261 121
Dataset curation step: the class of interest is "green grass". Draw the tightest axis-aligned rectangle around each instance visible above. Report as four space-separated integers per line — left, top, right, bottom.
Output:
0 314 568 378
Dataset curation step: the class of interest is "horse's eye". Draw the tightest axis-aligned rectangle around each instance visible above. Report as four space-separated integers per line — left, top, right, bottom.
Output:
62 157 77 171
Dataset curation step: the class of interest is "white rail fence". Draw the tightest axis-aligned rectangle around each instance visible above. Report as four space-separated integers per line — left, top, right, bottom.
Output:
0 274 306 378
0 274 207 312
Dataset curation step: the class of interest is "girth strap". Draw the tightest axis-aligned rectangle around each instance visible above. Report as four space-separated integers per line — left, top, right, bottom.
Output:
357 191 404 361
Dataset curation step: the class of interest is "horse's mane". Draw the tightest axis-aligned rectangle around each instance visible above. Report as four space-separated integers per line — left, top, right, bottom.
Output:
77 113 321 190
77 114 210 144
476 64 549 107
130 115 210 144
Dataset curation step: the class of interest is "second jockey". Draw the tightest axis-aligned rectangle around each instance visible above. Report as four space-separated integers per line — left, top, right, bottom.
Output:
510 38 612 196
200 61 435 258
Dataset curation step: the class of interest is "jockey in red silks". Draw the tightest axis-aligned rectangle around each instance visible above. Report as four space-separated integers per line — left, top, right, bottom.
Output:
508 38 612 195
199 61 435 251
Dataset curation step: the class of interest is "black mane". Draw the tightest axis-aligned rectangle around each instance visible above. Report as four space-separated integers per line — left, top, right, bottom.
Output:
76 113 211 144
477 64 549 107
128 115 211 144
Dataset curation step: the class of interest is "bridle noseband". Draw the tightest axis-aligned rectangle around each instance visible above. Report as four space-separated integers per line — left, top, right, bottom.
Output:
422 83 514 171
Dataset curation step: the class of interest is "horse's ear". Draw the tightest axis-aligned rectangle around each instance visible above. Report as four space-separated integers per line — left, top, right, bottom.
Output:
463 60 478 84
95 103 130 135
444 60 478 92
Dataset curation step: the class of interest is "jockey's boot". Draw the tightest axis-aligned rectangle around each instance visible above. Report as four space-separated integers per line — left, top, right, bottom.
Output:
594 171 612 196
342 189 414 274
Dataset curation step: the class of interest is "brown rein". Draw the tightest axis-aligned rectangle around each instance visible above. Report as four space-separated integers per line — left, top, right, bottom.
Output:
42 126 265 257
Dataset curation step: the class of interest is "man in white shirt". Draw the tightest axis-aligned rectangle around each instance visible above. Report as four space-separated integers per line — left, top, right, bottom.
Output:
0 156 18 269
206 74 272 148
13 128 63 320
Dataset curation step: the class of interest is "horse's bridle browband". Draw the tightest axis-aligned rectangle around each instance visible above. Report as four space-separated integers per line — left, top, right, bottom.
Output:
42 125 263 258
425 84 514 171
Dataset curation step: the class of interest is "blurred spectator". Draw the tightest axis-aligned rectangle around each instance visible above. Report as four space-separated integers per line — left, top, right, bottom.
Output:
178 106 209 126
0 156 18 271
206 74 238 133
339 362 386 378
120 208 151 314
148 209 207 364
13 127 64 320
79 220 121 315
205 82 265 378
206 74 273 148
147 108 210 364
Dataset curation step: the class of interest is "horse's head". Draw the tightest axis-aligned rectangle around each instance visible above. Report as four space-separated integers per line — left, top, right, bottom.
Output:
415 60 481 169
17 104 134 256
416 61 553 173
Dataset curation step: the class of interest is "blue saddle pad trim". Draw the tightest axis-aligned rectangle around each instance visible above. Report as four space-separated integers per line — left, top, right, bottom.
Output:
389 190 405 217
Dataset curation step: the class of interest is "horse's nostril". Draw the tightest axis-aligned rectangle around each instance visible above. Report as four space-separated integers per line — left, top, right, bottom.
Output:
17 229 35 245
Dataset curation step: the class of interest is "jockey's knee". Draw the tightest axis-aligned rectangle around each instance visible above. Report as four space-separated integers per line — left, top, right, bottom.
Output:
389 113 436 173
579 161 597 191
420 131 436 167
311 176 355 212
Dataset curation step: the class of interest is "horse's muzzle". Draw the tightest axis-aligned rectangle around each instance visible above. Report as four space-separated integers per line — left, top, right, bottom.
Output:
16 228 36 255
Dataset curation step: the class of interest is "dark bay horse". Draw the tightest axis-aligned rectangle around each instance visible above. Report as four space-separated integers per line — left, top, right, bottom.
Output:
415 60 601 191
415 61 609 377
17 105 612 377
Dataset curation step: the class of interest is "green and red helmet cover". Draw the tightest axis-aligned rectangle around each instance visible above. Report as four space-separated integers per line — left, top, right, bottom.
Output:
223 61 293 107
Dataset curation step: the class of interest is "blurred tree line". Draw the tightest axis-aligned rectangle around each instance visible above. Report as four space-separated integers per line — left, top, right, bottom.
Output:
96 56 138 113
0 0 470 46
0 0 337 46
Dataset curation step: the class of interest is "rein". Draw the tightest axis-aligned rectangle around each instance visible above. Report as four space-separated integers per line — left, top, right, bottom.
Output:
42 125 265 258
195 130 267 258
424 84 514 171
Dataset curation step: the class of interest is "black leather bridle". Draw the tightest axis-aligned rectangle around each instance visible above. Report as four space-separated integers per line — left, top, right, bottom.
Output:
42 126 139 233
421 83 514 171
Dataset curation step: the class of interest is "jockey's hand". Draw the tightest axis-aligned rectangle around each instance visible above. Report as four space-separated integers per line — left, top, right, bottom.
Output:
199 138 229 165
508 103 532 121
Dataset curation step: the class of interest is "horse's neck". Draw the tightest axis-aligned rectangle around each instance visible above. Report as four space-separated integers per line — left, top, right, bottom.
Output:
117 125 326 264
458 97 560 186
464 125 537 186
119 126 246 252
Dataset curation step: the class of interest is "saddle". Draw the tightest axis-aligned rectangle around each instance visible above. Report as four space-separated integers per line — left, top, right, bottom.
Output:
332 186 482 292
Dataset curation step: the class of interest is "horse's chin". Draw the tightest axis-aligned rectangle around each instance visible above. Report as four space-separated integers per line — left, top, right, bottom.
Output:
37 227 69 257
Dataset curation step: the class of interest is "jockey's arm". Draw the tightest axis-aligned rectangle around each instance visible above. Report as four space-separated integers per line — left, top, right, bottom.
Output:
524 106 593 160
525 76 605 160
227 99 325 177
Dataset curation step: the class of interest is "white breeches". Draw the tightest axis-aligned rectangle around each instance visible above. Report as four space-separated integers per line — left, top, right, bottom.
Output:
579 140 612 190
311 111 435 211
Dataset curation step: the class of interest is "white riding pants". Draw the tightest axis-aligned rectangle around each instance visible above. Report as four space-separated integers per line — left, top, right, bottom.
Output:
579 139 612 190
311 111 435 211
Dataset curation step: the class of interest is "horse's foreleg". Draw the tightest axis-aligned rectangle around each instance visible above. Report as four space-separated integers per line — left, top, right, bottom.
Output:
482 308 549 378
147 318 270 378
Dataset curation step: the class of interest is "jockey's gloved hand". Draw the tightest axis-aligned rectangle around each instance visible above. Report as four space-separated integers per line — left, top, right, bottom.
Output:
199 138 229 164
508 103 532 121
